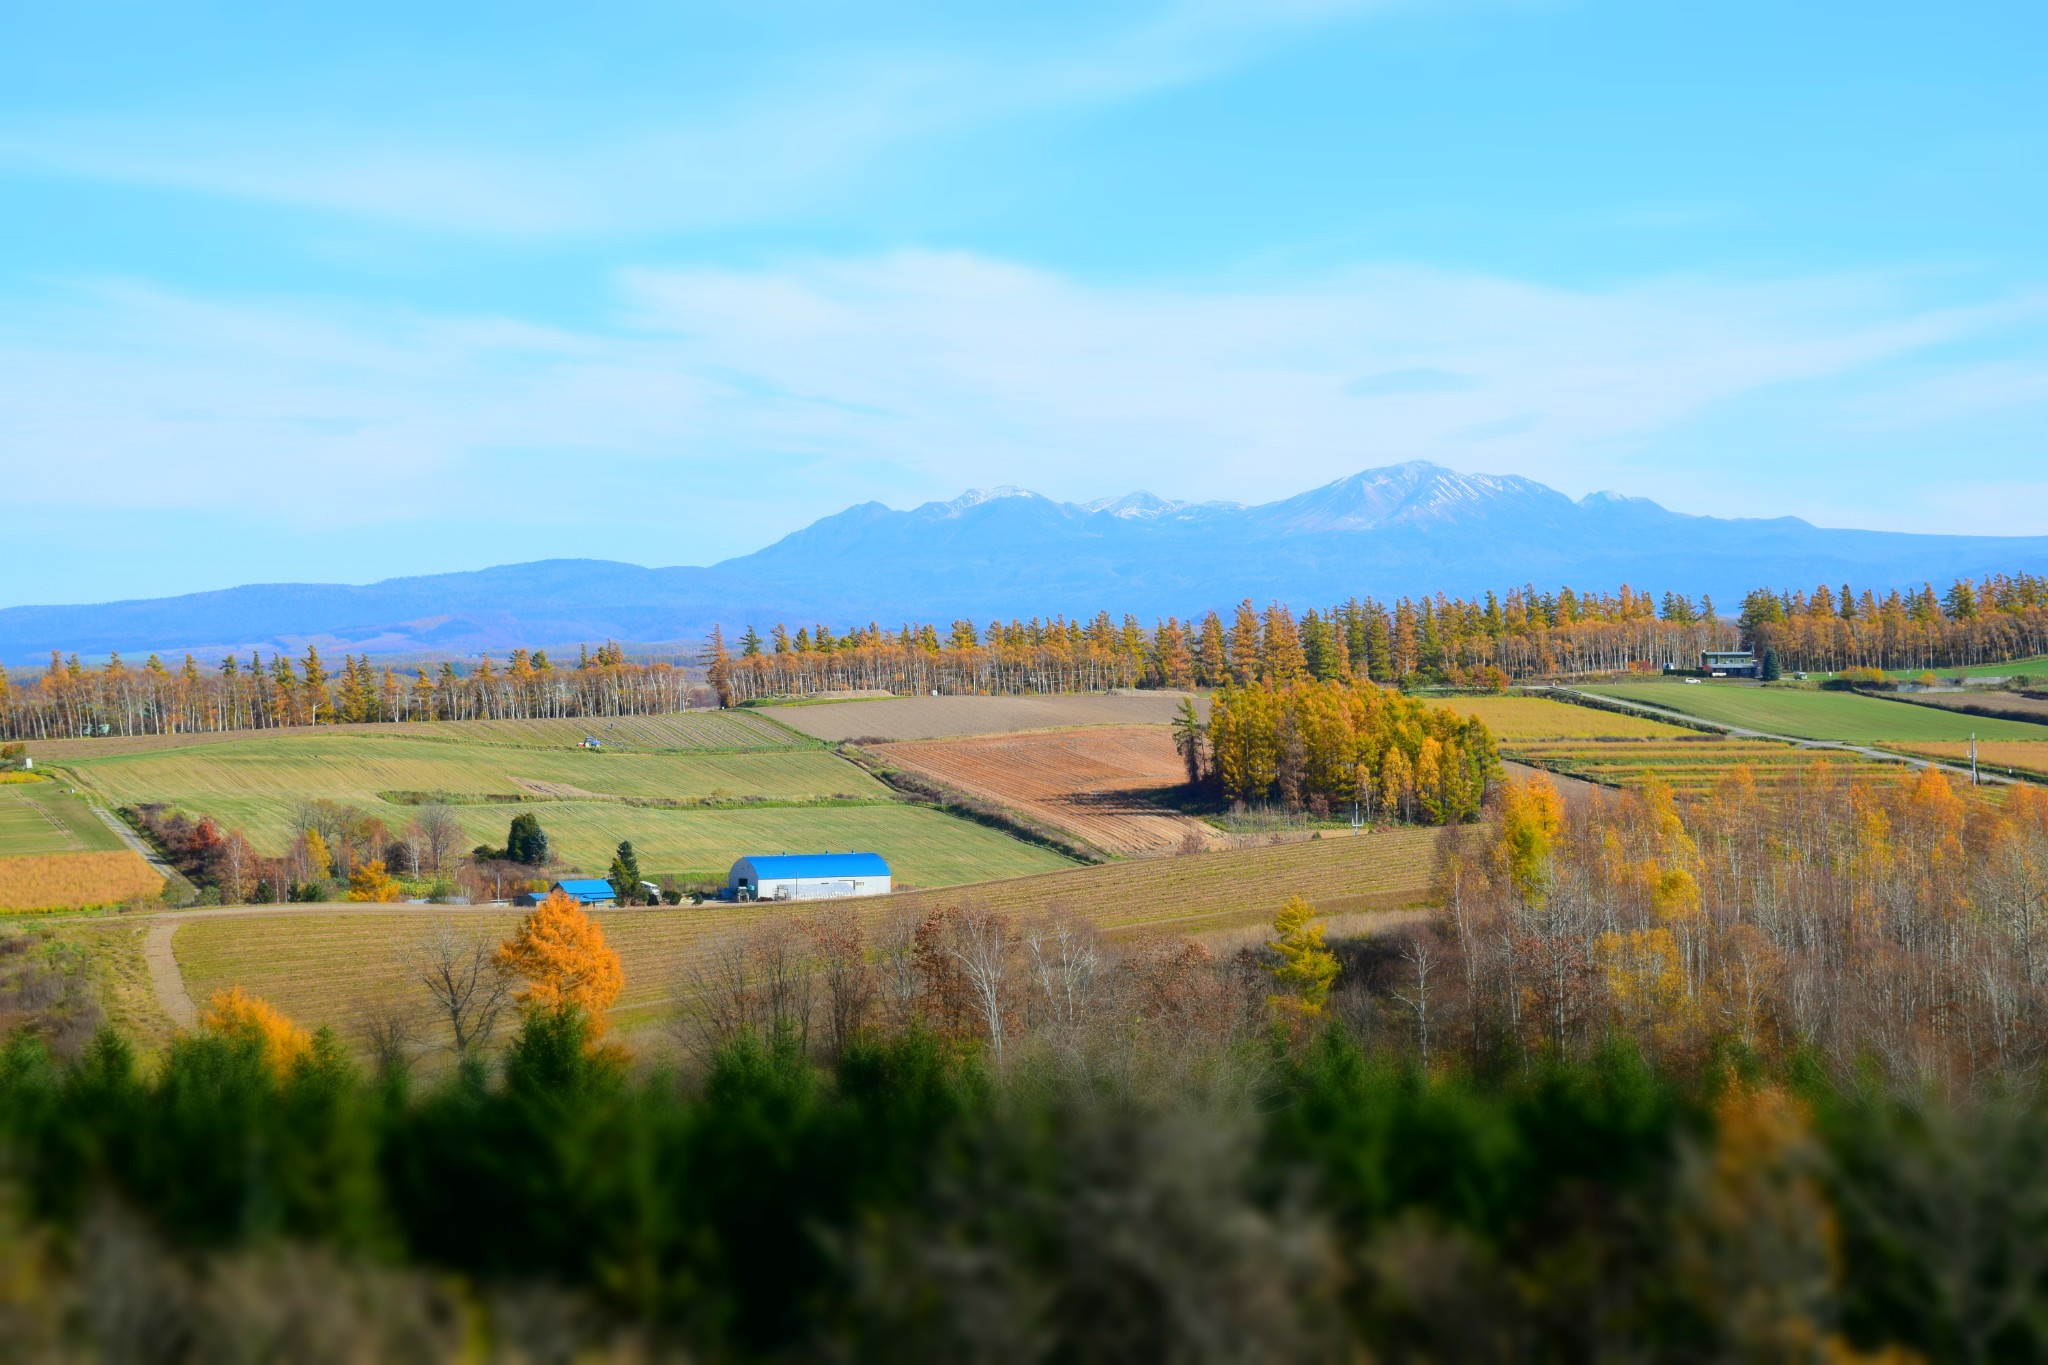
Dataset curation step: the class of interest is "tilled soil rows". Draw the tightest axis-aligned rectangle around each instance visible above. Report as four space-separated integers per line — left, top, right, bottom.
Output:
869 725 1215 855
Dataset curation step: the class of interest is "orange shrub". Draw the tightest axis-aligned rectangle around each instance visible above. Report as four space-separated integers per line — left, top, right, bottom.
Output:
345 859 402 903
199 985 312 1075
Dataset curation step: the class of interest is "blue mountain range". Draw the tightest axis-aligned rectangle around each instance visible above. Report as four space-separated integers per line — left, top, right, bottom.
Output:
5 461 2043 664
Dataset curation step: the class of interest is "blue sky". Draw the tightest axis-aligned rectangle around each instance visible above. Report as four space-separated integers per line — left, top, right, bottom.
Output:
4 0 2045 605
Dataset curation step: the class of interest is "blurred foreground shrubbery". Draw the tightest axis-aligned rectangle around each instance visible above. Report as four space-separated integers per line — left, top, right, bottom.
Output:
4 1008 2048 1362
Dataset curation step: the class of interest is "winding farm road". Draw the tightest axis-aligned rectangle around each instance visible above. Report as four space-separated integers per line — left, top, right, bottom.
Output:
1543 686 2026 788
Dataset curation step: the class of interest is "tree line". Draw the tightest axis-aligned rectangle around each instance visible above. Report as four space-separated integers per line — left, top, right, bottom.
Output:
0 642 700 741
6 569 2041 739
709 569 2047 702
1738 572 2048 673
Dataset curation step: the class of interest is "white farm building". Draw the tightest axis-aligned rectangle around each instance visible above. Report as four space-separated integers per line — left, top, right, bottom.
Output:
726 852 892 902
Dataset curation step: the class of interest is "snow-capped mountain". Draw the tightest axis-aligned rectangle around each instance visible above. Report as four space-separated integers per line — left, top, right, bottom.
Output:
1074 491 1186 519
1249 462 1573 532
4 462 2043 661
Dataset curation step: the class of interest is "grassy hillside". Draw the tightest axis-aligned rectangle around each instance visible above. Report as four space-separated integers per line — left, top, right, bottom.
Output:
0 780 127 857
21 709 803 760
443 801 1072 886
1583 682 2048 743
1874 654 2048 680
44 722 1070 886
59 734 880 835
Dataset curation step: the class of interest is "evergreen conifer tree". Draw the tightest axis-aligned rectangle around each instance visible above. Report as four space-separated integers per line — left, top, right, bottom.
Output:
506 813 549 866
608 840 642 903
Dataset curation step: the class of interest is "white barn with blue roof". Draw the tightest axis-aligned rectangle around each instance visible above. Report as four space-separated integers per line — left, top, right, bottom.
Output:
727 852 891 902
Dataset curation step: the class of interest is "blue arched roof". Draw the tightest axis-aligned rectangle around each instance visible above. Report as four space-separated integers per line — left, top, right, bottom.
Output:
730 852 890 881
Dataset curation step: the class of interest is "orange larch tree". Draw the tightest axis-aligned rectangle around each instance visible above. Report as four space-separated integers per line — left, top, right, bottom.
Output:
496 890 625 1034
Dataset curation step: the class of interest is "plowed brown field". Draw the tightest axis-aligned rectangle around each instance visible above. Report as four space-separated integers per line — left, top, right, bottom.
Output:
765 691 1203 742
871 725 1214 855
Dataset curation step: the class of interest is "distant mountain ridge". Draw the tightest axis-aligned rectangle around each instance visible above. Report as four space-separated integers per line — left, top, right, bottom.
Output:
5 461 2044 664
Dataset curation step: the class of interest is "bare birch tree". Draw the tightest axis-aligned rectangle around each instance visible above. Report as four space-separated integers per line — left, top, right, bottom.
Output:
407 923 512 1059
678 919 816 1057
1388 933 1438 1070
413 804 463 875
1023 912 1104 1046
948 907 1014 1064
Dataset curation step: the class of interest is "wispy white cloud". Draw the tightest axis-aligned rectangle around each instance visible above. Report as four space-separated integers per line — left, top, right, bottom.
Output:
5 252 2043 555
616 253 2048 511
0 0 1401 236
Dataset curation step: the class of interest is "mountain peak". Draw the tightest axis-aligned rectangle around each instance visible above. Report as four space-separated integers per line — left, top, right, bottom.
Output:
929 486 1042 516
1075 491 1183 519
1252 461 1566 532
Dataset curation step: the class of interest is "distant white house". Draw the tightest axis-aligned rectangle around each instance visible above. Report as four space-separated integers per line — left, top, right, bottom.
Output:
726 852 891 902
1701 650 1759 678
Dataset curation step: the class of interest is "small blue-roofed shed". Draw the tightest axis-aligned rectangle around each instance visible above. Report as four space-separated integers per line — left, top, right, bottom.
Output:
518 878 619 907
728 852 891 902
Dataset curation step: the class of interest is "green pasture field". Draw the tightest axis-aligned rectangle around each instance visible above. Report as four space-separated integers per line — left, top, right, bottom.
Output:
1582 682 2048 744
57 732 876 820
404 712 807 751
22 709 806 761
46 725 1070 887
0 781 126 857
447 801 1073 887
1877 654 2048 680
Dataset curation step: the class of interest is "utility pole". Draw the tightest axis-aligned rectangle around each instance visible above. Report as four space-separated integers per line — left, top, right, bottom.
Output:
1970 732 1979 786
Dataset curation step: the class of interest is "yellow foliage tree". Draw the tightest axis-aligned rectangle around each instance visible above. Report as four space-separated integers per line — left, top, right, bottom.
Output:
1378 745 1412 822
496 890 624 1034
1266 894 1340 1018
200 985 311 1076
345 858 402 903
1497 774 1564 904
1596 926 1696 1052
302 827 333 879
